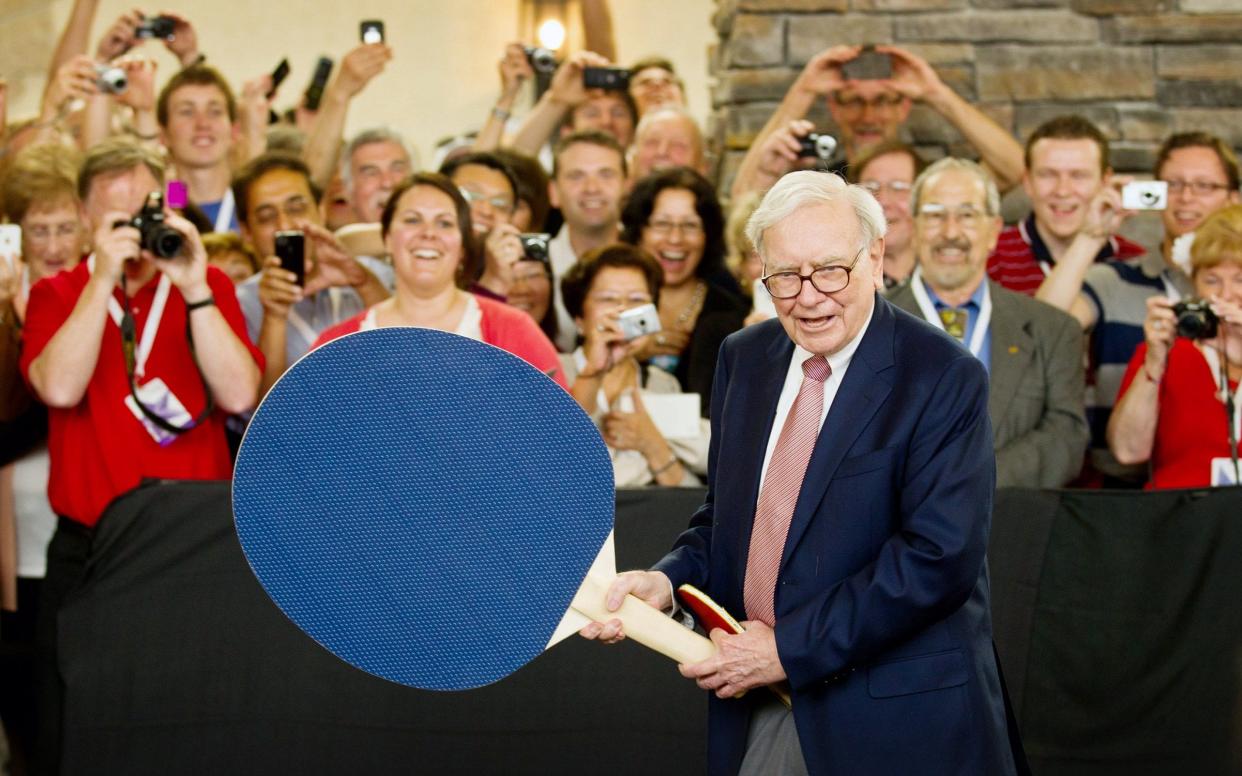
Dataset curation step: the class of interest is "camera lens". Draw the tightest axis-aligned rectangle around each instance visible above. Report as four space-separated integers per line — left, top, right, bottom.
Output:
148 226 183 259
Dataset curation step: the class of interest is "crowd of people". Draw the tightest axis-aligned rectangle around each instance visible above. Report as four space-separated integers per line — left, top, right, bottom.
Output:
0 3 1240 774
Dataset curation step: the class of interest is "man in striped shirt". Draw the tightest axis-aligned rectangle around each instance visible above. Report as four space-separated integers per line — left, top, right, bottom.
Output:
987 115 1145 297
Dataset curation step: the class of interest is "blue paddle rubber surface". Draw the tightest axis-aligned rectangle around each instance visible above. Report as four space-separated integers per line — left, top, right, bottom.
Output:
233 328 614 691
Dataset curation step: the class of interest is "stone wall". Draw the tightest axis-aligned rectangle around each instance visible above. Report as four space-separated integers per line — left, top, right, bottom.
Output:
709 0 1242 193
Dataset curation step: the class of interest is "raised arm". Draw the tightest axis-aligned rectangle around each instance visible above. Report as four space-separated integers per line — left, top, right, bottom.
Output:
1107 296 1176 465
730 46 857 201
158 212 260 413
302 43 392 190
45 0 101 87
26 215 131 407
474 43 534 152
508 50 610 156
1036 180 1131 329
878 45 1024 192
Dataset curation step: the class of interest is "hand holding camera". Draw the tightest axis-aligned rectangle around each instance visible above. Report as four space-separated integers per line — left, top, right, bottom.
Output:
336 40 393 99
1080 178 1134 241
114 57 158 111
1141 295 1179 382
498 43 536 98
793 45 860 97
95 192 204 292
95 10 144 62
547 50 612 108
43 57 101 117
754 119 818 182
875 45 945 103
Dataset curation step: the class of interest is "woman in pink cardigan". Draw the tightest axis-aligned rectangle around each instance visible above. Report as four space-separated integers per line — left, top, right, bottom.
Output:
313 172 567 389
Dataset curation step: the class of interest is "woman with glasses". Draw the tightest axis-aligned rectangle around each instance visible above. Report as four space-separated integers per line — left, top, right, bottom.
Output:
621 167 748 415
1109 204 1242 489
561 244 707 487
312 173 566 388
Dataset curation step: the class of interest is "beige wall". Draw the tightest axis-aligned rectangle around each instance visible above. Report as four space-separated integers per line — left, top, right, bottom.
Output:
1 0 714 164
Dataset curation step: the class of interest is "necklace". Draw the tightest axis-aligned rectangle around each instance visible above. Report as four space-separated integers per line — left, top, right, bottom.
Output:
673 280 707 329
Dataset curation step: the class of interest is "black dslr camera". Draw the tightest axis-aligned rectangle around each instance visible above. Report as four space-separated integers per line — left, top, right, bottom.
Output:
1172 298 1219 340
115 191 183 259
519 233 551 264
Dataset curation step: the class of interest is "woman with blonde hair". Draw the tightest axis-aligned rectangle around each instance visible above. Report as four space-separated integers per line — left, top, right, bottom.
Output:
1109 204 1242 488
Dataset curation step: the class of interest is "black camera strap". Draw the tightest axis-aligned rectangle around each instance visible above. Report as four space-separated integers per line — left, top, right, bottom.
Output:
119 286 214 435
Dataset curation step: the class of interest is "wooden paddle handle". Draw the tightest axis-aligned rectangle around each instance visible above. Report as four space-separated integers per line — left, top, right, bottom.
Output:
572 575 716 665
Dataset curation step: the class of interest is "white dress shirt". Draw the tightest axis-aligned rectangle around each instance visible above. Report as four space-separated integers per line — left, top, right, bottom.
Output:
757 303 875 494
548 227 580 352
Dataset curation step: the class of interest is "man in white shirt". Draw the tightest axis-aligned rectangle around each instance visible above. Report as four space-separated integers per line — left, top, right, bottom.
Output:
547 130 627 351
582 170 1021 775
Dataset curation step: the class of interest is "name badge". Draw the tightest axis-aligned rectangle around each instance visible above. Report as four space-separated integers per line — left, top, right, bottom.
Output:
1210 457 1241 487
124 377 194 446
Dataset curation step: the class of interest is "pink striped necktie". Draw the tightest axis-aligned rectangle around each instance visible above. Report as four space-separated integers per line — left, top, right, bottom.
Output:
743 355 831 626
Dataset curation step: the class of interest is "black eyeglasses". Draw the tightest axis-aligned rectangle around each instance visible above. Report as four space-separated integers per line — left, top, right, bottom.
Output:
761 248 864 300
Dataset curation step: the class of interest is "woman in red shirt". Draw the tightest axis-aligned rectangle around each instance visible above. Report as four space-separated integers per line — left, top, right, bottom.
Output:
313 173 566 389
1109 204 1242 488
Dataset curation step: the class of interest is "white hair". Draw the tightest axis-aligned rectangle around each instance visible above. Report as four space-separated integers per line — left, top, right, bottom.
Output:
745 171 887 262
910 157 1001 217
339 127 418 185
634 105 702 141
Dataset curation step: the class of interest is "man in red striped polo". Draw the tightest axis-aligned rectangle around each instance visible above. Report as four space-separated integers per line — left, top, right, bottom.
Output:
987 115 1144 297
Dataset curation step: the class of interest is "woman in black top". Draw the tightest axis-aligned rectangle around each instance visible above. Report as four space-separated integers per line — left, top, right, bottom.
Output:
621 167 748 416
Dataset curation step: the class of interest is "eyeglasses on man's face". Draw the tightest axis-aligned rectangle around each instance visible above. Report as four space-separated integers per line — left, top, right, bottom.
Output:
761 247 864 299
1161 179 1233 197
458 187 514 213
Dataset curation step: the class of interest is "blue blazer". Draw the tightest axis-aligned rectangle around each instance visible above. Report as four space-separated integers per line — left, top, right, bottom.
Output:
653 295 1017 776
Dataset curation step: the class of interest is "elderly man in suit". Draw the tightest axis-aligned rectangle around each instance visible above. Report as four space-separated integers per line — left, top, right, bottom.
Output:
887 157 1088 488
582 170 1022 774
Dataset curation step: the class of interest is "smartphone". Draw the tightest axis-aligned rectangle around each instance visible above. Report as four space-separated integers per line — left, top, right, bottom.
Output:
303 57 334 111
166 179 188 210
268 58 291 99
1121 181 1169 211
583 66 630 91
360 20 385 45
0 224 20 264
842 47 892 80
274 230 306 287
617 303 662 341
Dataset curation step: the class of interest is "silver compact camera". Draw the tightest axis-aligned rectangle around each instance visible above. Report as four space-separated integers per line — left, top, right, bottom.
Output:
617 303 662 342
1122 181 1168 210
95 63 128 95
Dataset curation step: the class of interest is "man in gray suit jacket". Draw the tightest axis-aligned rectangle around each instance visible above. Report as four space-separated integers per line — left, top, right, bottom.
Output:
886 157 1088 488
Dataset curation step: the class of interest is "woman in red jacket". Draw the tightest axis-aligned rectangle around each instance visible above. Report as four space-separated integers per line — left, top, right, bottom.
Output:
313 172 567 389
1109 204 1242 488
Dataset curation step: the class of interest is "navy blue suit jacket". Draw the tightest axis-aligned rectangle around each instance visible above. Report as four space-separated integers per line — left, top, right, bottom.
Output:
653 295 1016 775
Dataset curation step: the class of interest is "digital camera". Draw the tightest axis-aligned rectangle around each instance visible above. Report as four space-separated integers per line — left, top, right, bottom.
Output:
583 66 630 91
617 303 662 342
135 15 176 40
798 132 838 161
524 46 557 75
1122 181 1169 211
1172 299 1219 340
115 191 183 259
519 233 551 264
95 63 127 95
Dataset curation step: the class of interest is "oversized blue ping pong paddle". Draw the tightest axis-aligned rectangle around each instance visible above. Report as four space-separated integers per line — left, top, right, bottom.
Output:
233 328 712 691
